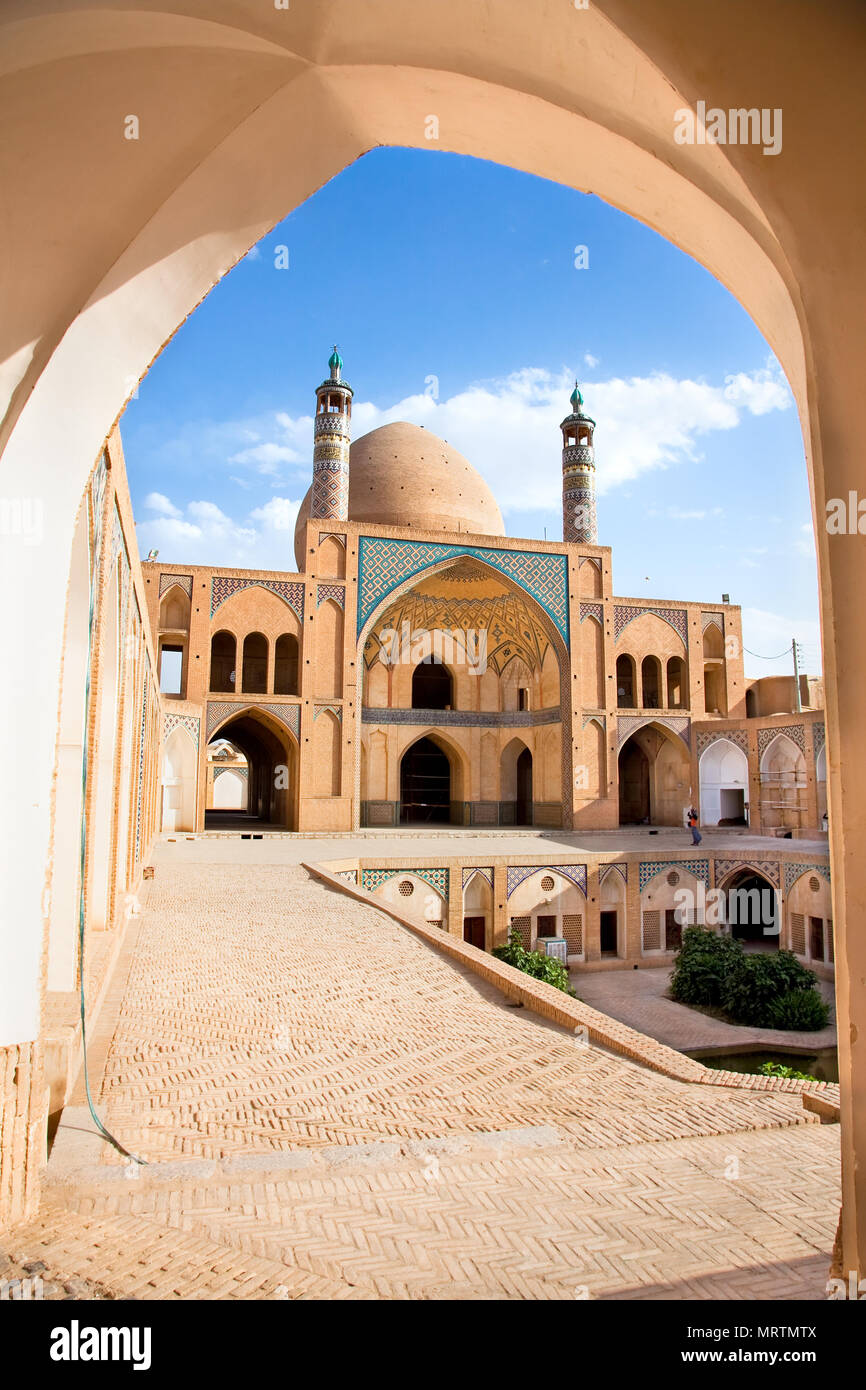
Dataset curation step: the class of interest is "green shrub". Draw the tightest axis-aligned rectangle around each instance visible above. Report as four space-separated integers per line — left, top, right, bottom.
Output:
763 989 830 1032
669 926 743 1006
493 927 575 995
721 950 819 1027
670 930 827 1031
757 1060 814 1080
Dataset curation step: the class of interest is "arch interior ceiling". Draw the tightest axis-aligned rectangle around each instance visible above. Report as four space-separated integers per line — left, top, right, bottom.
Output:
363 558 551 675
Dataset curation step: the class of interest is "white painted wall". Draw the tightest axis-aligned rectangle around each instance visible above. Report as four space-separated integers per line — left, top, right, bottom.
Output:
699 739 749 825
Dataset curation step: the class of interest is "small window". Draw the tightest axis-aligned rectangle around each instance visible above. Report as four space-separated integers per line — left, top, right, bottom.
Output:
518 687 530 711
159 644 183 695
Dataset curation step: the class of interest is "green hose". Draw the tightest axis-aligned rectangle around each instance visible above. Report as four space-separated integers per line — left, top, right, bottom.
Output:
75 475 146 1166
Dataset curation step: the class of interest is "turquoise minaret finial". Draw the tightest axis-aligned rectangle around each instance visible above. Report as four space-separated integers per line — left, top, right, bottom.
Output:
560 381 597 545
312 347 353 523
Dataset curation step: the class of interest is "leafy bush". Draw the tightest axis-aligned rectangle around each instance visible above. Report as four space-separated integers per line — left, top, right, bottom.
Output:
763 989 829 1032
669 926 743 1006
494 927 575 995
757 1060 814 1080
721 950 819 1027
670 929 827 1031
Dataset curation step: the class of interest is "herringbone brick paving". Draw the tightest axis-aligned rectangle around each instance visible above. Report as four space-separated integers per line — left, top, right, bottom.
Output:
17 857 840 1299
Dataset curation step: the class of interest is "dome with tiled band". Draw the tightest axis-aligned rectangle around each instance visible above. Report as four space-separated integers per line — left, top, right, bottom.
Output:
293 420 505 567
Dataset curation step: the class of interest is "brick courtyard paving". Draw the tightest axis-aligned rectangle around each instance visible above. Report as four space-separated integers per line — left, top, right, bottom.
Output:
17 852 841 1300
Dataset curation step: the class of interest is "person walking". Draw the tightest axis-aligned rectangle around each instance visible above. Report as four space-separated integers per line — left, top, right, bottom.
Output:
687 806 702 846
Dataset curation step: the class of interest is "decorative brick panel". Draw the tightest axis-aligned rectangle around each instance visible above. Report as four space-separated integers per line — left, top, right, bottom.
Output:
562 913 584 956
642 911 661 952
640 859 710 891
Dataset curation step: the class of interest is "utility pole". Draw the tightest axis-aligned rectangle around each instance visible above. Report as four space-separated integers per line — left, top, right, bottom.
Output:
792 637 802 712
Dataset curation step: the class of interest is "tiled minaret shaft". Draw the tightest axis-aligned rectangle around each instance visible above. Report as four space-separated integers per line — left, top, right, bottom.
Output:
311 346 353 521
561 382 597 544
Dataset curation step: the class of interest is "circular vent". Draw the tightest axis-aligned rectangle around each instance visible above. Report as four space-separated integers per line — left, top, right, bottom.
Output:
667 871 680 887
541 875 555 891
809 876 821 893
398 879 414 897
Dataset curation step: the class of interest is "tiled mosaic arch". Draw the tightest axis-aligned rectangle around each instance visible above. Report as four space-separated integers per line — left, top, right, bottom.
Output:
758 724 806 759
206 701 300 741
814 722 826 759
701 611 724 633
639 859 710 891
784 862 831 895
353 543 576 834
213 765 249 781
617 714 691 751
506 864 587 898
614 605 688 644
159 573 193 599
462 866 494 890
579 602 603 624
714 858 781 889
357 536 569 647
696 728 748 757
211 576 305 622
316 584 345 609
163 712 200 749
361 867 449 898
599 862 628 886
313 704 342 721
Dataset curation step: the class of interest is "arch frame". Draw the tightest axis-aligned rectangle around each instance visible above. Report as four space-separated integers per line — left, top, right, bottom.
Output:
205 703 300 830
396 725 470 823
1 1 865 1266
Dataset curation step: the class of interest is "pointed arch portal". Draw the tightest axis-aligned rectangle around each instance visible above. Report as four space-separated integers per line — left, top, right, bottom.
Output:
399 736 452 825
3 0 866 1272
206 711 297 831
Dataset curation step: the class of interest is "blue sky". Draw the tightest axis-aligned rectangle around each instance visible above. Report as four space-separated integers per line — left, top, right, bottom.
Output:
122 147 820 679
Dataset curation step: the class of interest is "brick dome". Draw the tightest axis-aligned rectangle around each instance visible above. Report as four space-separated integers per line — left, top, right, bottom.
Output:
294 421 505 567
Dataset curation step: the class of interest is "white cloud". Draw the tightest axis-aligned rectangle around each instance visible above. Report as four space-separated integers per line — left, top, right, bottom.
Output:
249 497 300 532
137 360 793 515
327 362 791 511
143 491 181 518
133 358 794 567
723 365 791 415
135 494 302 569
583 352 599 368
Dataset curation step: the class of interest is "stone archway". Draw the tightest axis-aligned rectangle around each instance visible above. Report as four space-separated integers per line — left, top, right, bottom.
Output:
618 723 689 826
206 709 298 830
720 868 780 948
399 734 454 825
2 1 865 1266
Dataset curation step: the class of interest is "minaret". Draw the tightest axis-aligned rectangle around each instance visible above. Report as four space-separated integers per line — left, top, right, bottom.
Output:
560 381 597 544
311 346 354 521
